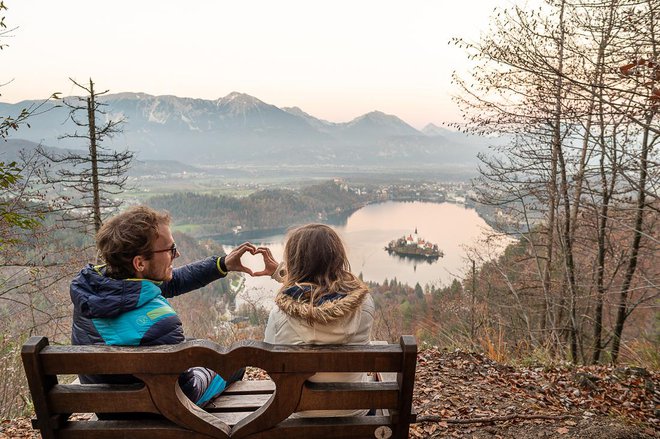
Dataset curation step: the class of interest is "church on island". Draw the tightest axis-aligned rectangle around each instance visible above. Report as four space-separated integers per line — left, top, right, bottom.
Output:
385 228 443 259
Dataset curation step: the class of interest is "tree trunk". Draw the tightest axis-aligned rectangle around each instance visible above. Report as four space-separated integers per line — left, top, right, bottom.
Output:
611 111 652 363
87 79 102 236
589 0 618 365
550 0 576 362
592 118 617 364
611 0 657 364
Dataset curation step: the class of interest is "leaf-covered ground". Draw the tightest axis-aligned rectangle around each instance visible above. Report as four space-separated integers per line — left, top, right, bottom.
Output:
409 348 658 438
2 348 658 438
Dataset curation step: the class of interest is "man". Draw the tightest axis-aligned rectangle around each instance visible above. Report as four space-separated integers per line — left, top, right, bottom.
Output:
70 205 268 407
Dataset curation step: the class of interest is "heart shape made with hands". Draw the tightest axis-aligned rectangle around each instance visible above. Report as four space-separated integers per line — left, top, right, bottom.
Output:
239 250 266 273
226 243 278 276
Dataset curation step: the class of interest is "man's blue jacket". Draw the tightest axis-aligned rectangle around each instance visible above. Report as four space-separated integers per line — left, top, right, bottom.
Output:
70 256 229 406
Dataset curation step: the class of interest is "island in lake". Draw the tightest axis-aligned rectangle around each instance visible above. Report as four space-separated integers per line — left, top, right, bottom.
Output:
385 228 444 260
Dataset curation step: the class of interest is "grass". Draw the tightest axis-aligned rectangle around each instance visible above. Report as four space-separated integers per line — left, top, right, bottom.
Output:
619 339 660 370
123 177 263 201
412 320 660 370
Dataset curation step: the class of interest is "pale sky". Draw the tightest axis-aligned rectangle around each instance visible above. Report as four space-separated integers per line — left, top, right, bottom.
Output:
1 0 502 129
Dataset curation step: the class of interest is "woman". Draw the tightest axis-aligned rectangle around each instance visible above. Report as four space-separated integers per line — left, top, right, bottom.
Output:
262 223 375 417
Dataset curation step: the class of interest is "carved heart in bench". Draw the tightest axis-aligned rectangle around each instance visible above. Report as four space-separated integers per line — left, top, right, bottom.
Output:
136 347 315 439
205 378 276 426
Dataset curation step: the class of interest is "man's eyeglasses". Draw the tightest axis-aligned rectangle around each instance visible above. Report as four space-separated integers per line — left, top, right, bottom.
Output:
152 243 178 259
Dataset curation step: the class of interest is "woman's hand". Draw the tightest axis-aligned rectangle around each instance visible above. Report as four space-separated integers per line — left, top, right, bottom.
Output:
224 242 258 275
252 247 280 277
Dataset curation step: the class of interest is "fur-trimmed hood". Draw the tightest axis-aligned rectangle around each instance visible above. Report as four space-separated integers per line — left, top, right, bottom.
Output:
266 283 374 347
274 283 370 325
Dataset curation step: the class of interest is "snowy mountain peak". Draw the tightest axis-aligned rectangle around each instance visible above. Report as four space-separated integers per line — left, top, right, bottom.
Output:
346 111 420 135
365 110 388 118
353 111 407 126
215 92 270 116
218 92 264 106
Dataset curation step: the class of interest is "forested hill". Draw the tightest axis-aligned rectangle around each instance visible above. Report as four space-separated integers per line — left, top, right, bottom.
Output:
146 181 369 236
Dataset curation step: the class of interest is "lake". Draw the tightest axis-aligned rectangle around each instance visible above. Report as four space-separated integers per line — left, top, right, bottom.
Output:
221 201 510 307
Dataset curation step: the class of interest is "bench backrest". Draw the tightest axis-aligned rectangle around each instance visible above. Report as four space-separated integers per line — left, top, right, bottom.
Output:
22 336 416 439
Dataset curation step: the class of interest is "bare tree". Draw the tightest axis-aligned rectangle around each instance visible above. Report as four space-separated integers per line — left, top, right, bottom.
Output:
452 0 584 356
37 78 134 237
453 0 658 364
591 0 659 363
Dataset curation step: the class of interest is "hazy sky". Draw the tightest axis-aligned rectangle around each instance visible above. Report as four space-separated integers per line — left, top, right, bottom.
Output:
1 0 502 129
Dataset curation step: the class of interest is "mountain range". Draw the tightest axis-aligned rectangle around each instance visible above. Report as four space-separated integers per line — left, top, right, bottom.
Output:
0 92 491 167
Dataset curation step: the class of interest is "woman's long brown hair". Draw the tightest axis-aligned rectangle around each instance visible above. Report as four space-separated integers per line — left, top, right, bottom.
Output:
281 223 366 307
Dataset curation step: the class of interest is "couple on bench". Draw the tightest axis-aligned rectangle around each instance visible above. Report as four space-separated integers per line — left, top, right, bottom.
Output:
70 206 374 417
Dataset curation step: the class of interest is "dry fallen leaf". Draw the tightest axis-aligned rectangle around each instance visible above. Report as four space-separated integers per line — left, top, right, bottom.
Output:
556 427 569 434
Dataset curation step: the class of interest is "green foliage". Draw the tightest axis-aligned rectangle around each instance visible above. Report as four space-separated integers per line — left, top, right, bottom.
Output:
300 181 364 209
0 210 40 232
414 282 424 300
147 180 368 236
398 300 413 325
0 161 43 248
0 161 21 188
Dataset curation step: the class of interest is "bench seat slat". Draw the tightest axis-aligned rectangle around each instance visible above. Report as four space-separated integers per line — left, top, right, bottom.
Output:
39 343 403 375
54 420 213 439
247 415 396 439
56 415 396 439
206 382 400 412
223 380 275 395
49 381 401 414
48 384 158 414
206 394 270 412
376 372 398 382
298 382 400 411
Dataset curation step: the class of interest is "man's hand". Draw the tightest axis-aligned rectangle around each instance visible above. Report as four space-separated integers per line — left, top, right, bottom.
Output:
252 247 280 277
224 242 258 275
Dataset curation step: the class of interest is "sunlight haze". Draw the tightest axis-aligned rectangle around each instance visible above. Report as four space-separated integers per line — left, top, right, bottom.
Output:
2 0 501 128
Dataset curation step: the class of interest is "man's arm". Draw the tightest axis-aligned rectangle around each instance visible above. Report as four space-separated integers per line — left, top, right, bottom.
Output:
160 242 259 297
160 256 224 297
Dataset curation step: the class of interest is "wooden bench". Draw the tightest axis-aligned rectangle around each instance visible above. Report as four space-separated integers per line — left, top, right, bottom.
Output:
22 336 417 439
